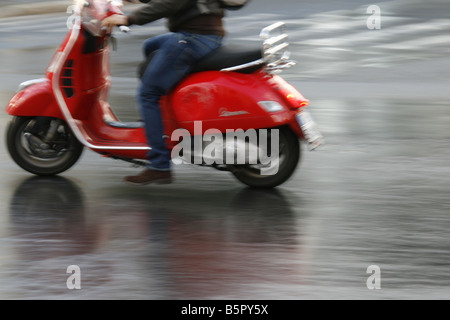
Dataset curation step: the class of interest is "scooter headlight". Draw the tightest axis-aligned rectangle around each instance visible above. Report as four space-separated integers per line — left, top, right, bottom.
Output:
258 101 284 112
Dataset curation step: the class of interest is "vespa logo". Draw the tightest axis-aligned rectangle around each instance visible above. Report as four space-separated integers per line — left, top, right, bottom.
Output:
219 108 249 117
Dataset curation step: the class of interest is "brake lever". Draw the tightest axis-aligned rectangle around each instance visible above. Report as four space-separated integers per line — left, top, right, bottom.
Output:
119 25 131 33
108 26 130 51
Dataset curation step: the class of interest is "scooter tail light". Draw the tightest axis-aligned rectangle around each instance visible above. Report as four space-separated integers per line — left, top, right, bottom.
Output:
270 75 309 109
285 92 310 109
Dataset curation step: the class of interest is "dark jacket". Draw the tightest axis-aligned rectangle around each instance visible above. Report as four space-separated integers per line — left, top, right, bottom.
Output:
127 0 225 36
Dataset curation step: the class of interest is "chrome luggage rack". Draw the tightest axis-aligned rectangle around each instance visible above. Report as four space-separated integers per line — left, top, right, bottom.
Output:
221 22 296 74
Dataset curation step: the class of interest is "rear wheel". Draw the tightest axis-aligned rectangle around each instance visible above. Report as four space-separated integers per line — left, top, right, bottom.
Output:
229 126 301 188
6 116 84 176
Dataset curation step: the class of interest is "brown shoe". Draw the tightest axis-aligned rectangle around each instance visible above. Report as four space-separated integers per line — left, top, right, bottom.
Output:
124 169 172 185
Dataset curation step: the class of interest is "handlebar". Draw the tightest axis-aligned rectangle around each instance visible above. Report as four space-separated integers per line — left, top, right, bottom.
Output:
101 25 131 34
76 0 130 36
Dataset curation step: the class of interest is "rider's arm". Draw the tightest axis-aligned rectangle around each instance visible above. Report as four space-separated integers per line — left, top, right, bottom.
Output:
127 0 194 26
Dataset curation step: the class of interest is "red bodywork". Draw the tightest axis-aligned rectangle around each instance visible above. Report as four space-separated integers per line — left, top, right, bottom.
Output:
5 1 308 161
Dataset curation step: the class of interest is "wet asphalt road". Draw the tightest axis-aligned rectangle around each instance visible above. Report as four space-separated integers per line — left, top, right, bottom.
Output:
0 0 450 300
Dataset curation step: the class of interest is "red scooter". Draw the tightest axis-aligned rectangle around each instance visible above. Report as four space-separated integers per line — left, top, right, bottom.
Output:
5 0 323 188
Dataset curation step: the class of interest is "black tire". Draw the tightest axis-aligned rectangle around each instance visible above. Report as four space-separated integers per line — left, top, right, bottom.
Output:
6 116 84 176
229 126 301 188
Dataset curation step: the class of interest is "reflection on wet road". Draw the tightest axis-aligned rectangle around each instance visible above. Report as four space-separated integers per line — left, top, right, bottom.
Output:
2 175 308 299
1 98 450 300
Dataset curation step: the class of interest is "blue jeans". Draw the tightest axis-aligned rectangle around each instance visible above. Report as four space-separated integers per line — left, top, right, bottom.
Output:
138 32 223 171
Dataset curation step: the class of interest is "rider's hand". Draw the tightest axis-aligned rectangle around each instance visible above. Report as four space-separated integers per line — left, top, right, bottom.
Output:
101 14 129 33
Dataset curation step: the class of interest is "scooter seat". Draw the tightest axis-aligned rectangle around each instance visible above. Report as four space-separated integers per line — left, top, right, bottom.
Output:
191 44 264 74
138 45 263 79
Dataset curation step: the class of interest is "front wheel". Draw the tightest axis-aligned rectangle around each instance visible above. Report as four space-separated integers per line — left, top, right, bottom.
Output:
6 116 84 176
229 126 301 188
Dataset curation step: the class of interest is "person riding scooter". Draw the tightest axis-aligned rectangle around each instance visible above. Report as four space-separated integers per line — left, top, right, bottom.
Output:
6 0 322 188
102 0 225 185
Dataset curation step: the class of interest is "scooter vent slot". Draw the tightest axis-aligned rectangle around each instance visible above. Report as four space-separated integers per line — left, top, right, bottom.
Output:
61 59 75 98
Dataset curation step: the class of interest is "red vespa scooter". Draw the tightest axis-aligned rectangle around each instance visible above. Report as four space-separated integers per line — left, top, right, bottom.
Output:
5 0 323 188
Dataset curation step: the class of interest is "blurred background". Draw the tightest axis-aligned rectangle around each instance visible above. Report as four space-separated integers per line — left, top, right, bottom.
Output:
0 0 449 300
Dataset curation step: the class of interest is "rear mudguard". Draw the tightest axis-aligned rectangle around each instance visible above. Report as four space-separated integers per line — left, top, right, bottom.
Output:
5 78 63 119
166 71 306 137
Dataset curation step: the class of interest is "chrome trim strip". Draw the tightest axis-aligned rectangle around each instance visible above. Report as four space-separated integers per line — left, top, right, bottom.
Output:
220 58 265 72
17 78 47 92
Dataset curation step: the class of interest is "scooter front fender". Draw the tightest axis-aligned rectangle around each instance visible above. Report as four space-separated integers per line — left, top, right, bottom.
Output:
5 78 63 119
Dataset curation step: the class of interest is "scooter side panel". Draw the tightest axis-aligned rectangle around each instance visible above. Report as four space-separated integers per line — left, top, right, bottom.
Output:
5 80 63 119
167 71 296 135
